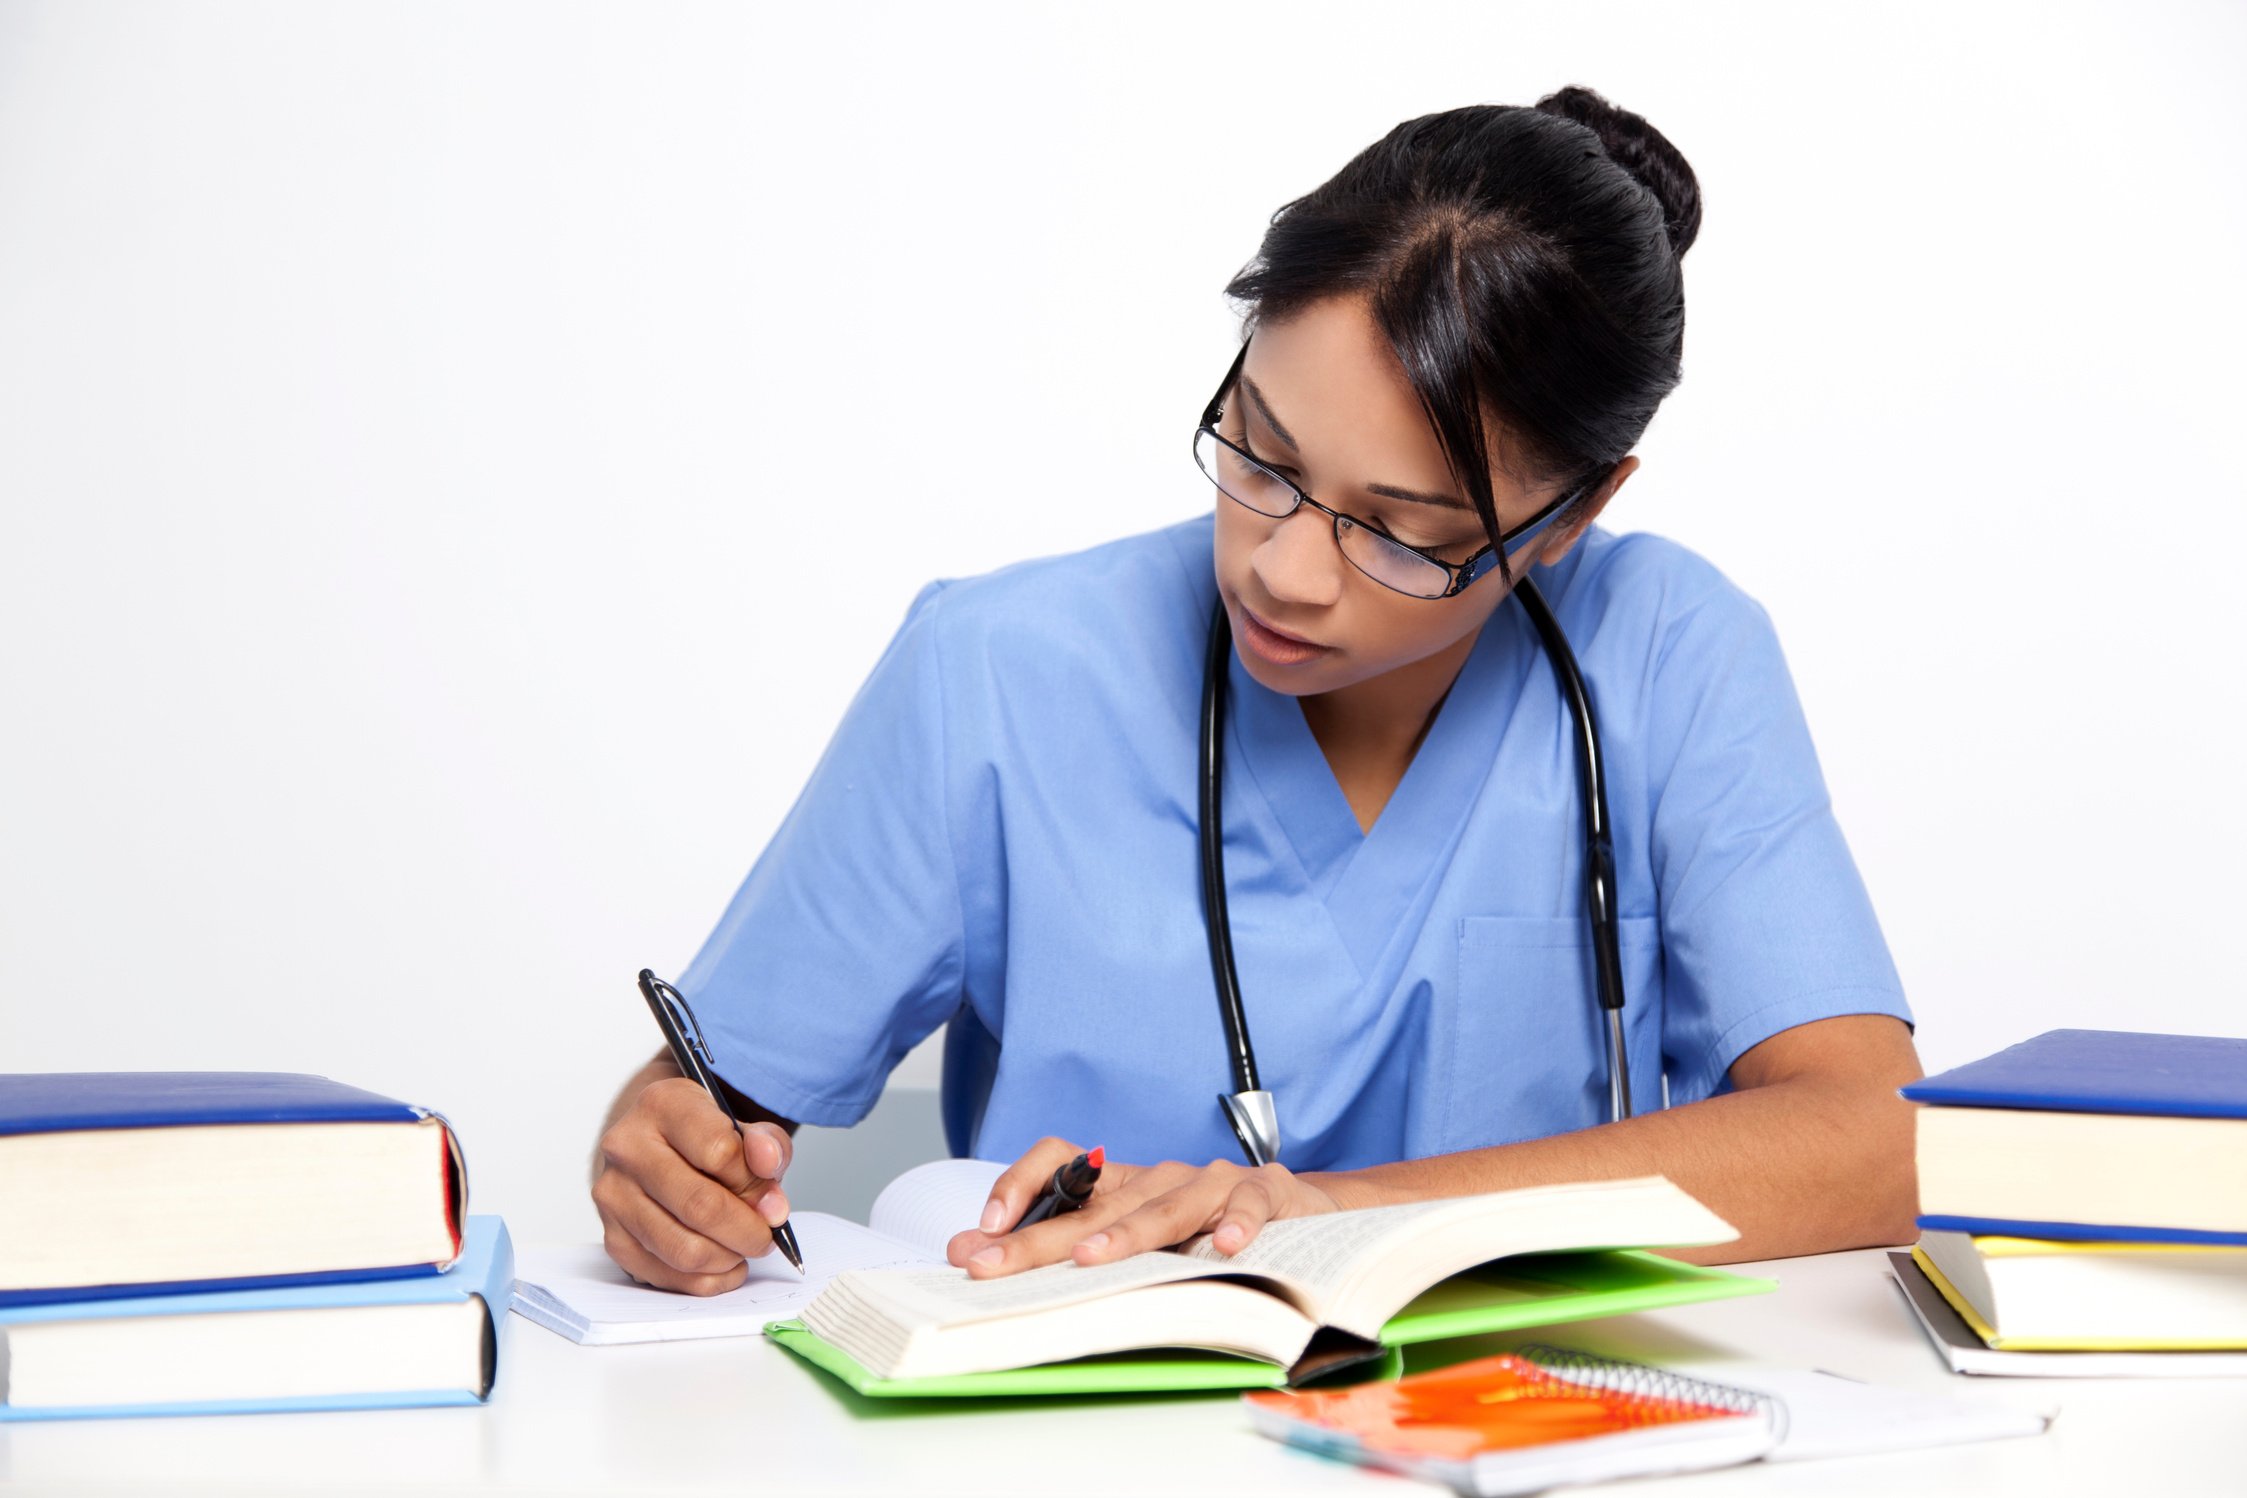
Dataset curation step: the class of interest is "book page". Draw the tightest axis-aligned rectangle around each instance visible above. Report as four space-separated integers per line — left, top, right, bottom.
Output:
1184 1198 1452 1296
866 1158 1008 1258
831 1249 1231 1330
1182 1177 1735 1330
805 1267 1323 1380
510 1212 939 1344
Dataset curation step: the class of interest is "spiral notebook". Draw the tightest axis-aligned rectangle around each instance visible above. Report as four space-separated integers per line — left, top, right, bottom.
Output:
1245 1342 2050 1492
1244 1345 1783 1495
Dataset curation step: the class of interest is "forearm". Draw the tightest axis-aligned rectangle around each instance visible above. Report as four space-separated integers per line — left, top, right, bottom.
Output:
1312 1066 1919 1264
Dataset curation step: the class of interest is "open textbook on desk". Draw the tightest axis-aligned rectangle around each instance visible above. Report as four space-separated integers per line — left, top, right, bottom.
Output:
513 1159 1774 1393
778 1164 1774 1395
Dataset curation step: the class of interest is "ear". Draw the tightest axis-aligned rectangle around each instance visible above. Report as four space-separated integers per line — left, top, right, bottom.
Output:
1522 456 1639 569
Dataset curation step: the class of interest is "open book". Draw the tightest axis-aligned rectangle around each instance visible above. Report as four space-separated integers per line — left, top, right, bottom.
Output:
768 1171 1776 1396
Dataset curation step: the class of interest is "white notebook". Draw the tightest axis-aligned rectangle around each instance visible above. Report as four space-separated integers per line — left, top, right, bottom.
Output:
511 1158 1004 1345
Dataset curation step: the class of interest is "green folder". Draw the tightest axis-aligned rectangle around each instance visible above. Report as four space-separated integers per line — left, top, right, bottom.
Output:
765 1249 1773 1399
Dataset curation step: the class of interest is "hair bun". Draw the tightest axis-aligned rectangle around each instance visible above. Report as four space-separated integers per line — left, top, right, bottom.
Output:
1534 85 1701 257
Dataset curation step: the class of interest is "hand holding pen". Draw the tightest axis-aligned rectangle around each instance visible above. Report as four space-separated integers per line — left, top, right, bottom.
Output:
945 1144 1106 1276
949 1138 1343 1278
1012 1146 1104 1229
588 970 804 1291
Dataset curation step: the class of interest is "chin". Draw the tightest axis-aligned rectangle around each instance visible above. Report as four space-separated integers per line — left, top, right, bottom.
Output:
1236 651 1330 697
1235 626 1366 698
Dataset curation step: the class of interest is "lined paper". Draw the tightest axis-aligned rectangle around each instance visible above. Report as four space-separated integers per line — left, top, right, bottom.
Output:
511 1212 939 1344
867 1158 1009 1256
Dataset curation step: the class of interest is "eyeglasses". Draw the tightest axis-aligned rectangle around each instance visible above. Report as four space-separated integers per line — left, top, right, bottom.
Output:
1193 338 1576 600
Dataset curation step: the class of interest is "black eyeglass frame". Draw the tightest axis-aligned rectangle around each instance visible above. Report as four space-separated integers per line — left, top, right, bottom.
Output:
1196 338 1584 600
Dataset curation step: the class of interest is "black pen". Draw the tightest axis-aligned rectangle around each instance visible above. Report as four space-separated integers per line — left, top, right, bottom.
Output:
1013 1146 1104 1230
636 968 804 1273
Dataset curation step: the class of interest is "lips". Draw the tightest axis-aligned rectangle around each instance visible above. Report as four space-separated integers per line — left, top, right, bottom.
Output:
1242 606 1324 649
1234 604 1334 668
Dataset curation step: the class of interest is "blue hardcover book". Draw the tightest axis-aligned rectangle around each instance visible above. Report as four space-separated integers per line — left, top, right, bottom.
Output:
0 1215 512 1420
1914 1216 2247 1246
1904 1031 2247 1243
0 1073 468 1305
1900 1030 2247 1118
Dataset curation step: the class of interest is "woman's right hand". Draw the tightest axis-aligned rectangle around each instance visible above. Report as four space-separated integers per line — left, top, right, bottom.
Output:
592 1075 795 1295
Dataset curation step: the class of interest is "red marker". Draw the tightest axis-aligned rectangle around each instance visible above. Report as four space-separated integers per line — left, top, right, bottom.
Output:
1013 1146 1104 1229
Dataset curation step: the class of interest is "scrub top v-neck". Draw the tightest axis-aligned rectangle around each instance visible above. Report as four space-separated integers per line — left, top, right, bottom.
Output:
1224 592 1527 979
681 513 1912 1171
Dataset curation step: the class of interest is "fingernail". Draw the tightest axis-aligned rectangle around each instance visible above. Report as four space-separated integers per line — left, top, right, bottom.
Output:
980 1198 1006 1233
970 1245 1004 1269
1077 1232 1109 1253
1215 1223 1244 1252
757 1192 789 1226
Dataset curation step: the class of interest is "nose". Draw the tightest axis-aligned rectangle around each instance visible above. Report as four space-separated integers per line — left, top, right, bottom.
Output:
1249 505 1346 609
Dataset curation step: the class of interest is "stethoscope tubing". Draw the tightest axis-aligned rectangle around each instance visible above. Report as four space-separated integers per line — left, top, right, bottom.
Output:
1199 603 1260 1097
1509 579 1633 1124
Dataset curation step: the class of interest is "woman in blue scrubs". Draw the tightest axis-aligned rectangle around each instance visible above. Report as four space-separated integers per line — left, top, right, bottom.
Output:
591 87 1923 1295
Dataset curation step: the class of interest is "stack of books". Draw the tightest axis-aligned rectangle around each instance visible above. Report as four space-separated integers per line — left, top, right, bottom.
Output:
0 1071 512 1419
1891 1029 2247 1375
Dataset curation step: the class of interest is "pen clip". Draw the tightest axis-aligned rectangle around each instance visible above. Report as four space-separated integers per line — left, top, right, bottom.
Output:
638 965 723 1082
643 972 718 1071
637 967 754 1149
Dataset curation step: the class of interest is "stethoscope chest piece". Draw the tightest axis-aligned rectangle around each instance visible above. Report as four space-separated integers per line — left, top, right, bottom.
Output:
1219 1088 1280 1167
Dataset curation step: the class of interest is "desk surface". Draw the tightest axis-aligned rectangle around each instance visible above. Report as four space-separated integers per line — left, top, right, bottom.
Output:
1 1246 2240 1496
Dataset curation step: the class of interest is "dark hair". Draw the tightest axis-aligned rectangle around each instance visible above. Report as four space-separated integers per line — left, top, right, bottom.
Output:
1221 86 1700 577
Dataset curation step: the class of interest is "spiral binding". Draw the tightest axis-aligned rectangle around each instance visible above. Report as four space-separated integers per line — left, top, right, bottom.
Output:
1513 1344 1790 1441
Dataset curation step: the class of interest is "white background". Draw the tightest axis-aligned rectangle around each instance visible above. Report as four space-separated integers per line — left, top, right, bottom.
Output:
3 0 2242 1243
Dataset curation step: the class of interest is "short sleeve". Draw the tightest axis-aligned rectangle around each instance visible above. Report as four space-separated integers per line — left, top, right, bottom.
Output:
678 580 967 1127
1647 586 1912 1104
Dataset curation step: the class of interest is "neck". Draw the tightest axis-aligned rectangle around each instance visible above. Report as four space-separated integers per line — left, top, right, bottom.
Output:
1298 623 1483 765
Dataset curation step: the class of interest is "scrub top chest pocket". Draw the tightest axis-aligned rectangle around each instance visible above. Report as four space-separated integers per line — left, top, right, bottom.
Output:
1444 914 1665 1146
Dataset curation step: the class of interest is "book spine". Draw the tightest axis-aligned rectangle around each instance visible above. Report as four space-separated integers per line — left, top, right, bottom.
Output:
466 1217 516 1402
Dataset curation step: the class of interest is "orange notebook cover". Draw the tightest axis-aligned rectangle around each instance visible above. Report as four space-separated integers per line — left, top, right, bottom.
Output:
1243 1345 1782 1495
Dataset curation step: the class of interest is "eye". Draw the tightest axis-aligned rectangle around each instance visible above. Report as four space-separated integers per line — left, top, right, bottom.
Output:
1362 511 1466 554
1232 410 1478 554
1238 436 1307 492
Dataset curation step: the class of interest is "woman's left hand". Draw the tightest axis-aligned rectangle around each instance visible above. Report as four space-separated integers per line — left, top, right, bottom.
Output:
944 1137 1353 1278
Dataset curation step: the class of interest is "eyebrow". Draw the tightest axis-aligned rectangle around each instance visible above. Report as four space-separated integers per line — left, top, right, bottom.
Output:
1240 373 1473 512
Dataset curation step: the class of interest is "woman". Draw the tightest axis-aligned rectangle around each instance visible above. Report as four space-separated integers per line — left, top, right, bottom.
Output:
591 86 1923 1296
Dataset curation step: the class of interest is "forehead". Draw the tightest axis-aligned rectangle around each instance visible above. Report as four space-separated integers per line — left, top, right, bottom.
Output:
1240 299 1432 449
1239 298 1530 504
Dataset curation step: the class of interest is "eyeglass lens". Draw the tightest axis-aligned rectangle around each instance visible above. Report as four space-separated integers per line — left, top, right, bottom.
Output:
1193 427 1453 599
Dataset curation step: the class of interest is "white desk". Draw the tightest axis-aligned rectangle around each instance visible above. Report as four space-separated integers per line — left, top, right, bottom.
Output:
2 1247 2239 1496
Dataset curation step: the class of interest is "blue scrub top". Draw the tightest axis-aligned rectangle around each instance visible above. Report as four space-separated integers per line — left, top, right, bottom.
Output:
681 514 1912 1170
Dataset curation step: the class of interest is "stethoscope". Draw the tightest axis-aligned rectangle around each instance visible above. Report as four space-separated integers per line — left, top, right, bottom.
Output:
1196 380 1634 1167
